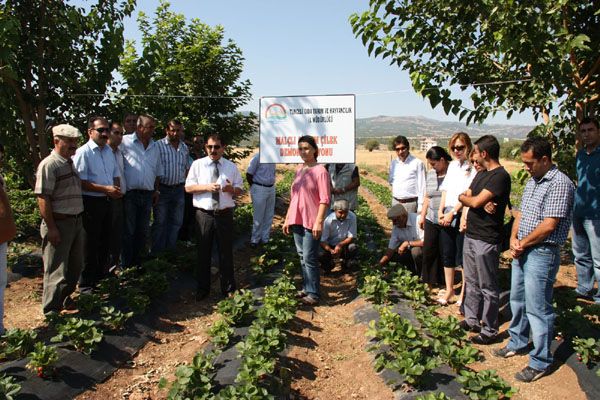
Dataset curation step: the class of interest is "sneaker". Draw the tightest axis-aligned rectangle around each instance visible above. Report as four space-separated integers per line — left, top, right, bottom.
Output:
459 320 481 333
470 333 498 345
493 346 527 358
300 295 319 305
515 366 548 383
296 290 307 299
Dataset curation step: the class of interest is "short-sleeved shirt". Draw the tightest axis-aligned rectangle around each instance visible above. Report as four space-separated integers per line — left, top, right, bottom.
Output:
120 133 163 191
465 166 511 244
440 159 476 212
185 156 243 210
321 211 357 246
73 139 120 197
388 213 424 250
518 166 575 246
157 137 189 186
34 151 83 215
574 147 600 219
286 165 331 230
247 154 276 186
425 169 446 223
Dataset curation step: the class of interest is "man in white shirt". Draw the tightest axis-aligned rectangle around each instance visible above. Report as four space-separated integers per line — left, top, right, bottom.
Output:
319 199 358 272
378 203 424 275
185 134 243 300
388 135 426 213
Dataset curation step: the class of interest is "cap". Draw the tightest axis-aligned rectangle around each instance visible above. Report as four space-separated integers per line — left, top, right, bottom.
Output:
52 124 81 138
387 204 407 219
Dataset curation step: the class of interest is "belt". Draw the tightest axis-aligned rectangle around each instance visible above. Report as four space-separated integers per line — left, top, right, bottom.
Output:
129 189 154 194
53 212 83 220
394 197 418 204
252 182 274 188
160 182 185 188
197 207 233 216
83 194 109 201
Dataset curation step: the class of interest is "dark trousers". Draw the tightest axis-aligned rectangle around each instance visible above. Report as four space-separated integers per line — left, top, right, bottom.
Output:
81 196 112 290
195 208 236 295
319 243 358 271
392 247 423 276
122 190 153 268
179 192 195 241
421 220 443 285
109 197 124 268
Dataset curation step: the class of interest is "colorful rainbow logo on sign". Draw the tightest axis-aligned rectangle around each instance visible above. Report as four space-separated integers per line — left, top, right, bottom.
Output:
265 103 287 122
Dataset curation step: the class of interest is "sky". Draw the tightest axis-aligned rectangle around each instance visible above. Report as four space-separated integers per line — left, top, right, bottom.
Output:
118 0 536 126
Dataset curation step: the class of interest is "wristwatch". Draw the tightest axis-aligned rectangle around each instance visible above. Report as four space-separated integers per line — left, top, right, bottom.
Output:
406 242 412 250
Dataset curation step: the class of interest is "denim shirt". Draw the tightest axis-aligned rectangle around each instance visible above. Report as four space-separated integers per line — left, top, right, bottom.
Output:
574 146 600 219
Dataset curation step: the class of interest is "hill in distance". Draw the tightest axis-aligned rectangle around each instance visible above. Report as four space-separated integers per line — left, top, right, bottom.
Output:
356 115 533 139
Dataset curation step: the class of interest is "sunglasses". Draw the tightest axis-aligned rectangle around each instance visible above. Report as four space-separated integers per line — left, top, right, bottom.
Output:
451 145 466 151
206 145 221 150
395 146 408 151
94 127 110 134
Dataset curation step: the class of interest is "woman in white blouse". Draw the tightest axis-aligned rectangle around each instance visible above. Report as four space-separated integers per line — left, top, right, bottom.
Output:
437 132 476 305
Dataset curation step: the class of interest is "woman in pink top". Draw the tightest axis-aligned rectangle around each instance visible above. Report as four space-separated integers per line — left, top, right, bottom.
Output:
283 136 330 305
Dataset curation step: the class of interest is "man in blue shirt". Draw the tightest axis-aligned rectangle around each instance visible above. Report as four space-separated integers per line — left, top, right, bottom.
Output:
120 114 163 268
151 119 189 254
494 137 574 383
73 116 122 291
246 153 276 248
573 117 600 301
319 199 358 272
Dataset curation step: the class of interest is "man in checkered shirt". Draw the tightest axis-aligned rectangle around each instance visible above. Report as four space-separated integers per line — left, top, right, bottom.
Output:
494 137 574 383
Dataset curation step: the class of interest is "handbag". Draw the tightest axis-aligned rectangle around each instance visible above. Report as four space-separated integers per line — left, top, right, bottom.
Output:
0 184 17 244
500 200 514 252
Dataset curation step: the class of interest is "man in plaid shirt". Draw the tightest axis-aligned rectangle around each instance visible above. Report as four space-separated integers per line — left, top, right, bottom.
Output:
494 137 574 383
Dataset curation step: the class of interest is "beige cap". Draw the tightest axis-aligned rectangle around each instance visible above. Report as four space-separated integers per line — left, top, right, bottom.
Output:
387 204 407 219
52 124 81 138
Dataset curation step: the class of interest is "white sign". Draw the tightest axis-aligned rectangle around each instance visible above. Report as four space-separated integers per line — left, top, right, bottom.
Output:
259 94 355 164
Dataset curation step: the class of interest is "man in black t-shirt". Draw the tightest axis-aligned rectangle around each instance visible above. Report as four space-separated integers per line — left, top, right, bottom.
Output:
458 135 511 344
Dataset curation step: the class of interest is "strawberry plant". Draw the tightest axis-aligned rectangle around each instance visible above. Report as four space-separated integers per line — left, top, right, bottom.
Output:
208 319 234 349
416 393 453 400
100 306 134 331
217 289 256 326
457 369 517 399
158 351 216 400
216 382 273 400
573 336 600 374
359 273 391 305
135 269 170 297
0 374 21 400
51 317 104 355
96 276 121 298
361 178 392 207
76 293 104 315
123 288 151 315
0 328 37 360
235 353 276 385
27 342 58 378
438 343 480 372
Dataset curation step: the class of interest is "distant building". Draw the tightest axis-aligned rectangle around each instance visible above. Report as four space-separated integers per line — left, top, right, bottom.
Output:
419 137 437 152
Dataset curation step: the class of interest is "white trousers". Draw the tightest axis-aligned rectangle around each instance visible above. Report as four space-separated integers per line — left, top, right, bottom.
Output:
250 184 276 244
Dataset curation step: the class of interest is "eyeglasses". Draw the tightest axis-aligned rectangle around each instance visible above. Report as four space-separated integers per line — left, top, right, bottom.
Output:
94 127 110 134
206 145 221 150
395 146 408 151
111 130 123 135
451 145 466 151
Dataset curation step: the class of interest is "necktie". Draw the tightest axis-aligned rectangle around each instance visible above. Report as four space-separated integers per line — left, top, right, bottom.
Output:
211 161 220 210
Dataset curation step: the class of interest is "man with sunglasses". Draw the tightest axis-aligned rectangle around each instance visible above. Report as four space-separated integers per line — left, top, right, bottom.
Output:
388 135 425 213
185 134 243 301
73 116 122 292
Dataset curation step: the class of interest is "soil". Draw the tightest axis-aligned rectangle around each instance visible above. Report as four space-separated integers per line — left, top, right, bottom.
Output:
2 154 589 400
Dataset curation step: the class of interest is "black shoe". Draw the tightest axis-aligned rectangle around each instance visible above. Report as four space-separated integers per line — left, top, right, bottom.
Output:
195 290 209 302
575 290 593 300
249 242 259 249
470 333 497 345
493 346 528 358
515 366 548 383
459 319 481 333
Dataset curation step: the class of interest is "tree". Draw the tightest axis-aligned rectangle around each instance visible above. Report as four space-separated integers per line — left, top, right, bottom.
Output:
0 0 135 185
114 0 255 160
365 139 380 152
350 1 599 175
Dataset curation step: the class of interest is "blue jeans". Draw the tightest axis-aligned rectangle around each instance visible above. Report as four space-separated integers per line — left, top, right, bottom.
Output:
122 190 153 267
151 185 185 254
292 225 320 298
508 244 560 371
572 218 600 301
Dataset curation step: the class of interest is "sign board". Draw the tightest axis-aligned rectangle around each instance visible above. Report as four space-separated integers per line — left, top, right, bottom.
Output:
259 94 355 164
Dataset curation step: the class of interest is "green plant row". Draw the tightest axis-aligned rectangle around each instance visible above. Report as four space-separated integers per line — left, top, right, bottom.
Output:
275 169 295 199
358 164 389 182
360 177 392 208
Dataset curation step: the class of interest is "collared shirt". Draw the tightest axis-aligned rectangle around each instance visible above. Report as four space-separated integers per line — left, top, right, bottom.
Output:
321 211 357 246
518 165 575 246
157 137 189 186
388 153 426 208
247 153 276 186
388 213 424 250
120 133 163 191
574 146 600 219
34 151 83 215
440 159 476 211
73 139 120 197
112 146 126 194
185 156 243 210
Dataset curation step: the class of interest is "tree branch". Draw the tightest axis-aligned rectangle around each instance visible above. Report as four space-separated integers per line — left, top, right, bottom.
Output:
581 56 600 86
